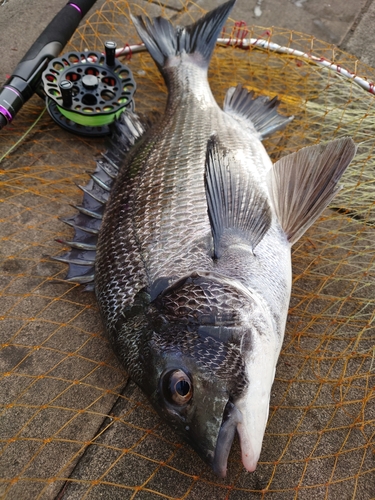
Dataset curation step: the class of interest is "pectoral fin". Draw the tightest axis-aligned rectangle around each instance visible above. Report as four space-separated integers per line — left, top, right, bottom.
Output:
205 136 272 259
268 137 357 245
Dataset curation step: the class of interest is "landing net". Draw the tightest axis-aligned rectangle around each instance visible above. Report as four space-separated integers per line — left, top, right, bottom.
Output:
0 1 374 499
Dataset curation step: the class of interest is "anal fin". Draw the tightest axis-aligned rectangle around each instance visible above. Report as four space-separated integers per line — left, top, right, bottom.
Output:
224 84 293 140
205 136 272 259
268 137 357 245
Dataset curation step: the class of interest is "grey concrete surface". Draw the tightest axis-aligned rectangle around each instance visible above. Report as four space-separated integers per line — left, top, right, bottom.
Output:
1 0 375 84
0 1 375 499
184 0 369 45
344 0 375 66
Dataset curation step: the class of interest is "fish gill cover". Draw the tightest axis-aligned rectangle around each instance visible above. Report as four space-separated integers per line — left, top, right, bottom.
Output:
0 0 374 499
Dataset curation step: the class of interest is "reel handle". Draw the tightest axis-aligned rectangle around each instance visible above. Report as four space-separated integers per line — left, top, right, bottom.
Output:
0 0 98 129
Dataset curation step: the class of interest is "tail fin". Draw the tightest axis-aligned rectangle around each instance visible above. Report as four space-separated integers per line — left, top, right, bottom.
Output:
131 0 236 72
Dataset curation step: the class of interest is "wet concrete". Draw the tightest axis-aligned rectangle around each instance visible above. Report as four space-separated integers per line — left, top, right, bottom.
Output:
0 1 374 499
1 0 375 85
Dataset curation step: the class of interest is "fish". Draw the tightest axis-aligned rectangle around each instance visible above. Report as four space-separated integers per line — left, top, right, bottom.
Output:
55 0 356 477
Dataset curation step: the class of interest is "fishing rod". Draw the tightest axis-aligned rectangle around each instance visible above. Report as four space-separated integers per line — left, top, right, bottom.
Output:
0 0 99 130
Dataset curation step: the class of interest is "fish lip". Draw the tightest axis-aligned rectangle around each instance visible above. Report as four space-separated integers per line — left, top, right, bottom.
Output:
212 400 242 478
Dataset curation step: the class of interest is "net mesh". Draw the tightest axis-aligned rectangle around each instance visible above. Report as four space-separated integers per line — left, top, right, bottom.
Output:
0 1 374 499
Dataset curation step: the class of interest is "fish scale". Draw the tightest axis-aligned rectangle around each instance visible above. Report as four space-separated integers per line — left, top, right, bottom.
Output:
119 98 215 285
55 0 356 478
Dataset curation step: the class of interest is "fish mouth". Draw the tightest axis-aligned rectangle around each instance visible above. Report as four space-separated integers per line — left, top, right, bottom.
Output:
212 400 242 478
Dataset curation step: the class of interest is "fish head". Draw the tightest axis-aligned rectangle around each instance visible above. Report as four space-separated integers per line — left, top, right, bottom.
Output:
143 335 239 472
137 271 280 477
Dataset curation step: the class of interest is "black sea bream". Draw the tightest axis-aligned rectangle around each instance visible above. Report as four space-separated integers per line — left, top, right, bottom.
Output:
57 0 356 476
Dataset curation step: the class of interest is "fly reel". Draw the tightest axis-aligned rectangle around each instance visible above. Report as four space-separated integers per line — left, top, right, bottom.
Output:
42 42 136 136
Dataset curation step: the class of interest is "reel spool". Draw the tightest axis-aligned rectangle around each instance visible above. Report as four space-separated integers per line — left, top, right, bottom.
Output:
42 42 136 136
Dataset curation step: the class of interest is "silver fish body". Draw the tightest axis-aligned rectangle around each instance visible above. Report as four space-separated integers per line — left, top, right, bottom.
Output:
59 0 356 477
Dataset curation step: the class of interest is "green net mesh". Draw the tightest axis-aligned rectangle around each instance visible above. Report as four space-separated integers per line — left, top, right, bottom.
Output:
0 1 374 498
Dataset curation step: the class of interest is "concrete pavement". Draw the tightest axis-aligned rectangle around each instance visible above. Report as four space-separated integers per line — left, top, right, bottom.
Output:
1 0 375 84
0 1 374 499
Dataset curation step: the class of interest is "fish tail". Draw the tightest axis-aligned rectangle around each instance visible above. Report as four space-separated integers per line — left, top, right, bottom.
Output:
131 0 236 73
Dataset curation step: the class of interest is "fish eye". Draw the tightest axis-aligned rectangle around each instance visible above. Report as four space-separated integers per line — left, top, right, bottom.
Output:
163 369 193 406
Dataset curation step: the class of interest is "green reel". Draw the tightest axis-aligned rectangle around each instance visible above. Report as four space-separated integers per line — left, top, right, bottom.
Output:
42 42 136 136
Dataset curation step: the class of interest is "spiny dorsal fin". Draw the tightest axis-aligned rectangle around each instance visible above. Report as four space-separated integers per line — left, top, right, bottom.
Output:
205 136 272 259
109 111 151 157
224 84 294 140
131 0 236 72
268 137 357 245
53 111 150 289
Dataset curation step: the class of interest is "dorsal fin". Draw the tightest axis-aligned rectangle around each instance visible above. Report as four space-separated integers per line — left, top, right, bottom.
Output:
204 136 272 259
53 111 151 289
224 84 293 140
268 137 357 245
